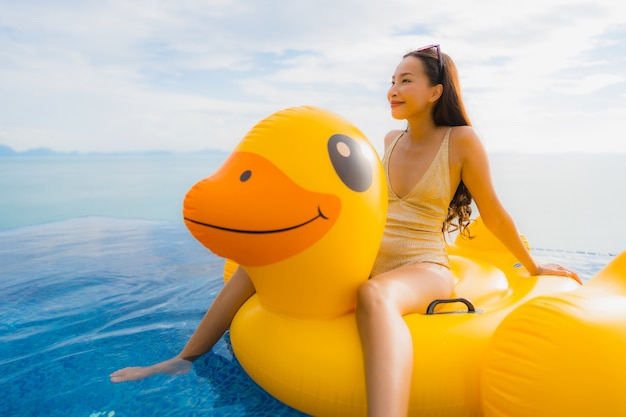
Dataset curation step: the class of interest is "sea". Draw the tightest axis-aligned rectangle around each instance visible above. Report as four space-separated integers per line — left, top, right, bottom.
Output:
0 151 624 417
1 152 624 254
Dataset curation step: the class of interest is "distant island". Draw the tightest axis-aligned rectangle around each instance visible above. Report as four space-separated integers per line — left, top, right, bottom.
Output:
0 144 227 157
0 144 59 156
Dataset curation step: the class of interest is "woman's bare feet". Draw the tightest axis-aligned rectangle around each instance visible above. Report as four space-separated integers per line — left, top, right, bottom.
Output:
109 356 192 383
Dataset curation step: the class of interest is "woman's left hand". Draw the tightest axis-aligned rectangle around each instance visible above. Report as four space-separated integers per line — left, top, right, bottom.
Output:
537 263 583 285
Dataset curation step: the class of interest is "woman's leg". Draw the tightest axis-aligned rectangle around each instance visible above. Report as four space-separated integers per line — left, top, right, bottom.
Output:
356 262 454 417
110 266 255 382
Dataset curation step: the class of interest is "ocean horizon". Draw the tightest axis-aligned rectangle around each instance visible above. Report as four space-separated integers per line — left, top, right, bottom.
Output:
1 150 625 255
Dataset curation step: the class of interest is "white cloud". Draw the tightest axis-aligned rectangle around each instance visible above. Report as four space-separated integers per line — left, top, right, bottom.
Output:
0 0 625 153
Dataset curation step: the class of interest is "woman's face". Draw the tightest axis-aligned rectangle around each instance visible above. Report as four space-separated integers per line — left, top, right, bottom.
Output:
387 56 438 120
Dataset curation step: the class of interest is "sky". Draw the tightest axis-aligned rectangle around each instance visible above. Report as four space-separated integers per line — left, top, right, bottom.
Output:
1 0 625 155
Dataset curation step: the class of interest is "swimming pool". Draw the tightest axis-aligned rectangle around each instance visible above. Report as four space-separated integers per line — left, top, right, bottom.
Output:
0 218 309 416
0 217 615 416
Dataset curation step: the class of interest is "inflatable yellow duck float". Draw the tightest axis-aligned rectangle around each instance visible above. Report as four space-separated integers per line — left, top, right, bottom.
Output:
183 106 626 417
481 251 626 417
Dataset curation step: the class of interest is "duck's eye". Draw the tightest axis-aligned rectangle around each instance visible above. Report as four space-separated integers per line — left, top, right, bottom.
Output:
240 170 252 182
327 134 372 192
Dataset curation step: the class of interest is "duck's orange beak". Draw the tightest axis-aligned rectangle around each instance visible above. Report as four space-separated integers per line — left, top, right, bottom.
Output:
183 152 341 267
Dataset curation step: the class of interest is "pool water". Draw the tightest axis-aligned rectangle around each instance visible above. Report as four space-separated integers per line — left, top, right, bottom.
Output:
0 218 308 417
0 218 616 416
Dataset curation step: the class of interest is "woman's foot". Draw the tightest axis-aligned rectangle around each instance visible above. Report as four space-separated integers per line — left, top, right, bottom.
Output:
109 356 192 383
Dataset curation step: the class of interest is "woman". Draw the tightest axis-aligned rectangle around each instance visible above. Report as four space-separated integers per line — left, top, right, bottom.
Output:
110 45 581 417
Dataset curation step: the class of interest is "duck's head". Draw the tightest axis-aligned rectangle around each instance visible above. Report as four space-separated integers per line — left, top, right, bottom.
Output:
183 106 387 317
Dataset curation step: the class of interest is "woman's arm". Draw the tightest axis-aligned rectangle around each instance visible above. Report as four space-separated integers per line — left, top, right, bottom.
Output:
454 128 582 284
179 266 255 360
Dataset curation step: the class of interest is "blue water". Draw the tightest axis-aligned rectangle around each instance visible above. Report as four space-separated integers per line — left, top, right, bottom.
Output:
0 153 228 229
0 218 308 416
0 153 623 416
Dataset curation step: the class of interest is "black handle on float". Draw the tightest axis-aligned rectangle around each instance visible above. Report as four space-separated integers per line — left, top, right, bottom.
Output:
426 298 477 315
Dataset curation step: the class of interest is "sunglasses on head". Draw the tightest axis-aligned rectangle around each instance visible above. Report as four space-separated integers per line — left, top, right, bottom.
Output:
415 44 443 83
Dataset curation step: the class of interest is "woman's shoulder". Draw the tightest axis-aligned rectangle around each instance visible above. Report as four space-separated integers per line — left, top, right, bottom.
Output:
383 129 405 148
448 125 487 162
449 125 478 140
449 125 483 149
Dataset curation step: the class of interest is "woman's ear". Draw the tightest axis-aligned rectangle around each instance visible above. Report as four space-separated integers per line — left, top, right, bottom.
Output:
430 84 444 102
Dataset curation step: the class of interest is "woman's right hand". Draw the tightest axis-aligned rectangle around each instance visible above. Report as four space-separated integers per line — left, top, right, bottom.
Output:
109 356 192 383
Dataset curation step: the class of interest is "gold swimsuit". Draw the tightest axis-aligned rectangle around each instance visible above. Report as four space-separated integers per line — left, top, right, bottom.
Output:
370 128 453 277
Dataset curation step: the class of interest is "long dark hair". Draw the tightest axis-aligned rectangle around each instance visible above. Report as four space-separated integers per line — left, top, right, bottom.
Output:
403 47 473 238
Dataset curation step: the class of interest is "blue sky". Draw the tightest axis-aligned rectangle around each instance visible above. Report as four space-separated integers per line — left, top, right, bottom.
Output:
1 0 625 154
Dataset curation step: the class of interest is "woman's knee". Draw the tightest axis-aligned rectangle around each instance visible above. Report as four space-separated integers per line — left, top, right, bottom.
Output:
357 279 395 314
